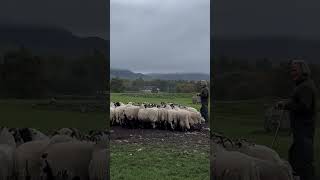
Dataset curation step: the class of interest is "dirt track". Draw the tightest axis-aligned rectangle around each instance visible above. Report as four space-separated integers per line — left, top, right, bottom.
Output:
110 123 210 150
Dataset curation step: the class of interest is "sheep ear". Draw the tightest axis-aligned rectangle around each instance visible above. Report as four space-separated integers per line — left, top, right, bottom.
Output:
42 153 48 159
95 139 108 149
238 142 242 148
71 132 76 137
89 130 93 135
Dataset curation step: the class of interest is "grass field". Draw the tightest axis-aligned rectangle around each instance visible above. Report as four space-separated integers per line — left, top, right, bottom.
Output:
213 99 320 179
111 93 202 110
110 93 210 180
0 99 106 132
111 143 209 180
5 94 314 179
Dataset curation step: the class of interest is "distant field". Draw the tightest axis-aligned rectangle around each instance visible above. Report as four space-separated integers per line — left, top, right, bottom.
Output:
111 93 202 110
0 99 106 131
111 143 209 180
110 93 210 180
213 100 320 179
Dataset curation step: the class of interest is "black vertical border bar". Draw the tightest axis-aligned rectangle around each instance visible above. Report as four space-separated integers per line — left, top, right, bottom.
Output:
106 0 111 129
106 0 111 179
209 0 214 132
210 0 214 179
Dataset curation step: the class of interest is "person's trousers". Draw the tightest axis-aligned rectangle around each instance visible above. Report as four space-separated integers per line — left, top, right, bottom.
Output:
200 103 208 122
289 135 315 180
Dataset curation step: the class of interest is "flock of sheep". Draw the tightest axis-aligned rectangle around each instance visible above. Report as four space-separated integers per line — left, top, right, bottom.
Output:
0 127 109 180
110 102 205 131
211 133 300 180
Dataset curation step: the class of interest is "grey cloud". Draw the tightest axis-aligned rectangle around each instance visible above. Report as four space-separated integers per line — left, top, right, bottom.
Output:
0 0 108 39
213 0 320 39
111 0 210 74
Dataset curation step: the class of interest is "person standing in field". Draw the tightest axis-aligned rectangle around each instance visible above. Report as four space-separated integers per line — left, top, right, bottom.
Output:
198 80 209 122
277 59 317 180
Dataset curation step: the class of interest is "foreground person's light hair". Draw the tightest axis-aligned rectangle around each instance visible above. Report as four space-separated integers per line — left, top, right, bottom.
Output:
290 59 311 77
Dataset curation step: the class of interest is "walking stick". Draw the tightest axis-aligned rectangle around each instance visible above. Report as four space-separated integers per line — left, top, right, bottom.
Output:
271 109 284 149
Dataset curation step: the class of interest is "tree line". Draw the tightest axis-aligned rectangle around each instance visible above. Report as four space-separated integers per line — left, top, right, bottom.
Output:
212 57 320 100
111 57 320 100
110 77 207 94
0 47 108 98
2 48 319 101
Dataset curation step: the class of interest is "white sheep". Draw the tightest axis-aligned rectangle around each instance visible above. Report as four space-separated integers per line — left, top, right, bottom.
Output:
0 128 16 148
114 104 128 125
211 135 295 180
137 105 159 129
212 140 294 180
14 140 51 180
89 141 109 180
212 141 261 180
30 128 49 141
14 133 78 180
0 128 16 180
11 128 110 180
186 106 198 113
180 106 204 128
137 104 148 123
148 107 159 129
166 106 179 130
110 106 116 125
157 107 169 128
41 141 96 179
56 128 73 137
176 108 191 131
233 140 283 164
232 140 296 179
49 134 77 144
110 102 116 125
111 102 205 131
8 128 24 147
186 109 204 126
123 104 140 123
169 106 192 130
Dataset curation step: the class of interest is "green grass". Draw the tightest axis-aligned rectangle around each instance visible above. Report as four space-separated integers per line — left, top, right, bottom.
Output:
213 100 320 178
111 143 209 180
111 93 209 180
0 99 106 131
111 93 202 110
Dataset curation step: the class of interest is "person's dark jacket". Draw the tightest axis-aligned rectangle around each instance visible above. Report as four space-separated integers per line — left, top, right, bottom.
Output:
284 76 317 138
199 86 209 105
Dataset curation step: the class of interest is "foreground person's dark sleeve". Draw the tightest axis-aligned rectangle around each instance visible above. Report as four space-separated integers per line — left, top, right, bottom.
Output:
200 88 209 98
284 86 314 113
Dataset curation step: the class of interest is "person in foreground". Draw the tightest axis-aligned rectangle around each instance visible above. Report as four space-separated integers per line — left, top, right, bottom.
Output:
277 59 317 180
198 80 209 122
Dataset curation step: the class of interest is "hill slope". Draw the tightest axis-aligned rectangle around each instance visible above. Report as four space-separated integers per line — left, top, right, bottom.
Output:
214 36 320 63
110 69 209 81
0 24 108 57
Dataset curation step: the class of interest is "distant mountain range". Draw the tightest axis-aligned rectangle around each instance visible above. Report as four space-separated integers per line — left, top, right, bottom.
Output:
110 68 210 81
214 37 320 63
2 24 319 68
0 24 108 57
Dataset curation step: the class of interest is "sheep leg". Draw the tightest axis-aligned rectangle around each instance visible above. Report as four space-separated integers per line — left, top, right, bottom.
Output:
120 119 126 128
164 121 168 130
169 122 174 131
151 122 156 129
134 118 139 129
186 122 191 131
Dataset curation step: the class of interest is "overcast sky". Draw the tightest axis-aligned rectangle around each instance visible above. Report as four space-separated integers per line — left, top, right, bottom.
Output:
0 0 108 39
214 0 320 39
110 0 210 74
